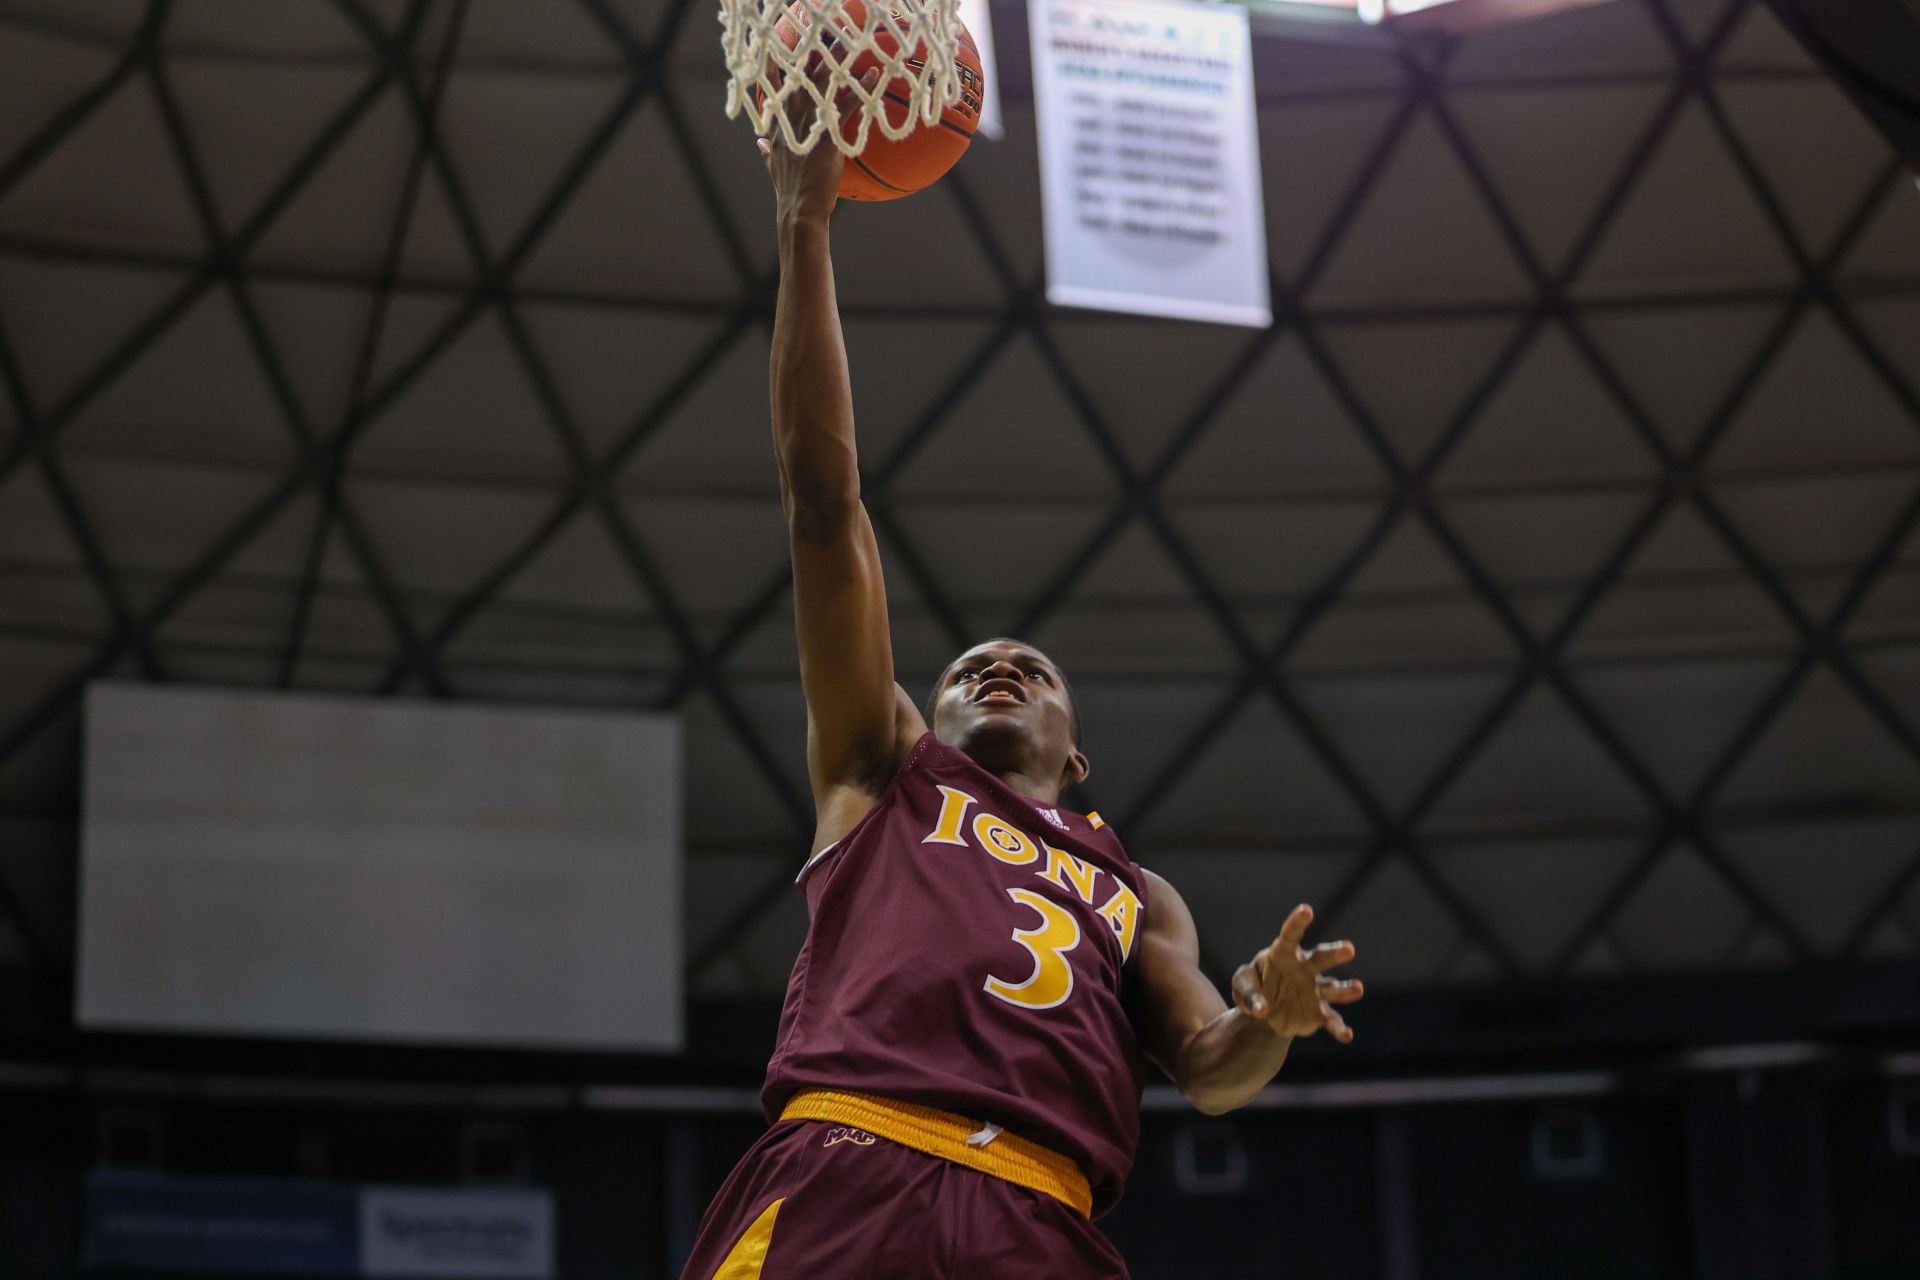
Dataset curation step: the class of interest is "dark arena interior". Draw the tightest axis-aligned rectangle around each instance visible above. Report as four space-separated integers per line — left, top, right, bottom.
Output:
2 0 1920 1277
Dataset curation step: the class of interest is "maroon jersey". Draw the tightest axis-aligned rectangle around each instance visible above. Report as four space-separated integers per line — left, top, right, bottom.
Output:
763 731 1151 1217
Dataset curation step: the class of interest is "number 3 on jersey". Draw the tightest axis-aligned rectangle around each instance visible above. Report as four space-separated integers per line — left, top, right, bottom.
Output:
984 887 1081 1010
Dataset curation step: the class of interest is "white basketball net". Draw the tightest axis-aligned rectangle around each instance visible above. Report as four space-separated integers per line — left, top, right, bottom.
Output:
720 0 964 156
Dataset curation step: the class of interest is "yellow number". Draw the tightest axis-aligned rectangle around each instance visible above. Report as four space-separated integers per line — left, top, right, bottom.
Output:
984 888 1081 1010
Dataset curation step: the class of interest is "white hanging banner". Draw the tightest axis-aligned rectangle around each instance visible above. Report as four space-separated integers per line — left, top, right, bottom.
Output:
1030 0 1272 327
956 0 1004 139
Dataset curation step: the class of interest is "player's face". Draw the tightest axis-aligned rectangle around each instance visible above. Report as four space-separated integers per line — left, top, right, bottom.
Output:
932 640 1088 790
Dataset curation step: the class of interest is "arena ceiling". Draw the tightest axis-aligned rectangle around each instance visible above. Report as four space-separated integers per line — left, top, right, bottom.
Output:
0 0 1918 1033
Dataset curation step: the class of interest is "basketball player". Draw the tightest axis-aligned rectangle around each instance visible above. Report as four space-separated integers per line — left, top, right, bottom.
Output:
680 78 1364 1280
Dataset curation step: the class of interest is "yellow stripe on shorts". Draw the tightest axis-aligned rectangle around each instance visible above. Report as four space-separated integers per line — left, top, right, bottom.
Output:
711 1196 783 1280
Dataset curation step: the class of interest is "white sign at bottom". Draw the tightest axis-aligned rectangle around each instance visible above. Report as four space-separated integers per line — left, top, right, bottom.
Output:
1031 0 1272 327
361 1188 554 1280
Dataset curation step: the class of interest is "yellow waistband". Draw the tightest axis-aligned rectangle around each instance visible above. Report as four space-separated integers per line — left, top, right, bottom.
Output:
780 1088 1093 1219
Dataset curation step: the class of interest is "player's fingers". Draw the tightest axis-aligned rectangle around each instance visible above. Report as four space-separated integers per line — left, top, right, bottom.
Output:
757 137 772 161
782 86 817 136
1319 1001 1354 1043
807 46 838 93
1231 962 1269 1018
833 66 880 121
1273 903 1313 951
831 62 859 102
1307 939 1356 973
1249 947 1286 1008
1317 976 1364 1005
779 53 834 133
834 70 873 118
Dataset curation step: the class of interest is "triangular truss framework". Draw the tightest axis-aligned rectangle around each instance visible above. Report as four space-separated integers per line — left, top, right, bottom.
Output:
0 0 1916 1021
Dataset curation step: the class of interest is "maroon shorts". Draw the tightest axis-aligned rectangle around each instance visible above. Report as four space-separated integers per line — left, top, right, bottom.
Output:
679 1119 1130 1279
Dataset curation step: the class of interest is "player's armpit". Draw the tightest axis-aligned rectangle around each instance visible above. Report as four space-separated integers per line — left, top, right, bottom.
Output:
807 684 928 855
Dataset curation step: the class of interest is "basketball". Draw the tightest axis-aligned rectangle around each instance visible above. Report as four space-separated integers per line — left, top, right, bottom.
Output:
768 0 983 201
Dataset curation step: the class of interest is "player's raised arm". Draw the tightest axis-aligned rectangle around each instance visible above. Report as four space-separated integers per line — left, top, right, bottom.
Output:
760 72 924 840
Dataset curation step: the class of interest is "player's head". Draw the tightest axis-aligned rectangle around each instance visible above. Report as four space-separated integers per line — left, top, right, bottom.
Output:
925 638 1089 794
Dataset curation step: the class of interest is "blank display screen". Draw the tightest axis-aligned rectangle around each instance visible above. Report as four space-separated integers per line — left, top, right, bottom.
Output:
77 684 683 1051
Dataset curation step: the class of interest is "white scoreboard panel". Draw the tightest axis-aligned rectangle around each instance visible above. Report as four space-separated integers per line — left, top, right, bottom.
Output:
77 684 684 1052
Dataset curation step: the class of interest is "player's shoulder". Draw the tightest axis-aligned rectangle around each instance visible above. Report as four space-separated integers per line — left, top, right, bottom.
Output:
1136 865 1180 921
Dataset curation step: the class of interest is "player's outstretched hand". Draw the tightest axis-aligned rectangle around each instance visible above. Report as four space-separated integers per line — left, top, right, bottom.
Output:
1229 904 1362 1044
757 62 880 226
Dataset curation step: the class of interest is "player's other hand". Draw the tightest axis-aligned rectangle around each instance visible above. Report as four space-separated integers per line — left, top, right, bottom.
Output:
758 62 880 227
1230 904 1362 1044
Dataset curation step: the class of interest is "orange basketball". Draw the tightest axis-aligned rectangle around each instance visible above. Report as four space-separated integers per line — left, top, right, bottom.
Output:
768 0 983 201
